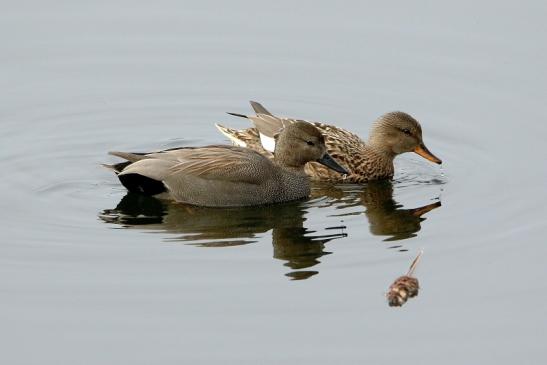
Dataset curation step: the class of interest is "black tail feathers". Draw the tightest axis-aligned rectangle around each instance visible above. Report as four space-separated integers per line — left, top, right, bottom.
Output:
118 173 167 196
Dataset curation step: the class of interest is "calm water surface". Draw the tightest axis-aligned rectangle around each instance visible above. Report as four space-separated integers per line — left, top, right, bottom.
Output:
2 1 547 364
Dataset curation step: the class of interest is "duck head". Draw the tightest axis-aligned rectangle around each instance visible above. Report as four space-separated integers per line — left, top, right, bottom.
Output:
368 112 442 164
275 121 348 174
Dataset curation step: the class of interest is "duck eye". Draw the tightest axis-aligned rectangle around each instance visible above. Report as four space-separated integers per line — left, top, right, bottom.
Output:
306 141 315 146
402 128 411 136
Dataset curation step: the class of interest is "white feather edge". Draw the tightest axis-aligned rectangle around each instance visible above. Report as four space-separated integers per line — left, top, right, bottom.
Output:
215 123 247 148
259 132 276 153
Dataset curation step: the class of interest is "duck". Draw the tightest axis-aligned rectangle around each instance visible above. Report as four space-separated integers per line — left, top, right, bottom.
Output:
104 121 348 207
216 101 442 183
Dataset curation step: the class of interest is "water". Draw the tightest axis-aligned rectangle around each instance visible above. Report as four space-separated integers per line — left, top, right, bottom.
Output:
2 1 547 364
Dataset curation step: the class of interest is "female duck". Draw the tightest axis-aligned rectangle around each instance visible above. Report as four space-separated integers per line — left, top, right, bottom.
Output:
216 101 442 183
105 121 347 207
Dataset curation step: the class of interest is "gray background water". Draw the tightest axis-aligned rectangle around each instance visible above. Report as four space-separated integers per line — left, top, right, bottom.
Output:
2 1 546 364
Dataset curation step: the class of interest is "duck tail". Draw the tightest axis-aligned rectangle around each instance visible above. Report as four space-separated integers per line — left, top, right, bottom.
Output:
249 101 273 116
215 123 248 148
118 173 167 196
226 112 248 119
104 151 148 174
101 161 133 174
108 151 147 162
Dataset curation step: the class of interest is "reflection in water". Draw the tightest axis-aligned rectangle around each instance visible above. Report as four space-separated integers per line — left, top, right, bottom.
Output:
386 250 423 307
313 181 441 245
100 194 346 279
100 181 440 279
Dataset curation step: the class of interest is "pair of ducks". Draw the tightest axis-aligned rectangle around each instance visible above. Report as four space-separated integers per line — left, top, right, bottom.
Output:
105 101 442 207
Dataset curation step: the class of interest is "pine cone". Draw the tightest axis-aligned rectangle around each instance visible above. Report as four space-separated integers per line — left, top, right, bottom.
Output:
386 275 419 307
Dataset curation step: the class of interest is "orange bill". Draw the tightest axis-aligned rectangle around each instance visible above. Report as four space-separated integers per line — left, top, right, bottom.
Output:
411 201 442 217
414 144 442 164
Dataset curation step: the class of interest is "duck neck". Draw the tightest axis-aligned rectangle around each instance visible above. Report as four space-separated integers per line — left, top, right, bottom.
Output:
273 159 307 175
276 164 310 201
361 136 396 179
270 153 310 201
272 147 310 199
366 136 397 161
273 141 309 174
367 118 398 159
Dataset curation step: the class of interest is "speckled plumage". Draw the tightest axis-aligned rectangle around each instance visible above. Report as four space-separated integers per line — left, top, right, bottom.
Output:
105 122 346 207
216 102 441 183
305 122 394 183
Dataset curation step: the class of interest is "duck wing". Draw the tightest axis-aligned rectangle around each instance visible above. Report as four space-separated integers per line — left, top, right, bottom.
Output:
164 145 273 185
113 146 272 184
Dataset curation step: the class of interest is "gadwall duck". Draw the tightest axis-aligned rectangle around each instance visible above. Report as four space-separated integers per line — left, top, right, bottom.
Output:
104 121 347 207
216 101 442 183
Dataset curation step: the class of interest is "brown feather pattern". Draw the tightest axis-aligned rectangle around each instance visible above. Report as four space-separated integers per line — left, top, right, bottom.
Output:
219 101 440 183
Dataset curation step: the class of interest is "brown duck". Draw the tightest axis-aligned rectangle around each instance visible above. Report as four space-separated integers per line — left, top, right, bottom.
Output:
216 101 442 183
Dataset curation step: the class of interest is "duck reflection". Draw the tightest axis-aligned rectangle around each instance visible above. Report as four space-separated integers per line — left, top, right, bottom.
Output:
100 193 346 279
100 180 440 279
312 180 441 245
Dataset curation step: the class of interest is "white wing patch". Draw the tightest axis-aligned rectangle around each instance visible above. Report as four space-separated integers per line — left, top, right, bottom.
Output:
259 132 276 153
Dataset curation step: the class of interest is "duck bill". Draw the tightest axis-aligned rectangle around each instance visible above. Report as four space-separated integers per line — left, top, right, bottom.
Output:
414 144 442 164
316 153 348 175
411 201 442 217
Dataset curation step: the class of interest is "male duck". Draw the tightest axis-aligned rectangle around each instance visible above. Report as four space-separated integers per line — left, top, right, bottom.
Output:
105 121 347 207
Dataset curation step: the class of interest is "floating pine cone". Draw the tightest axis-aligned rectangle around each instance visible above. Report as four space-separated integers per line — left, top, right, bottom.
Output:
387 275 419 307
386 250 422 307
